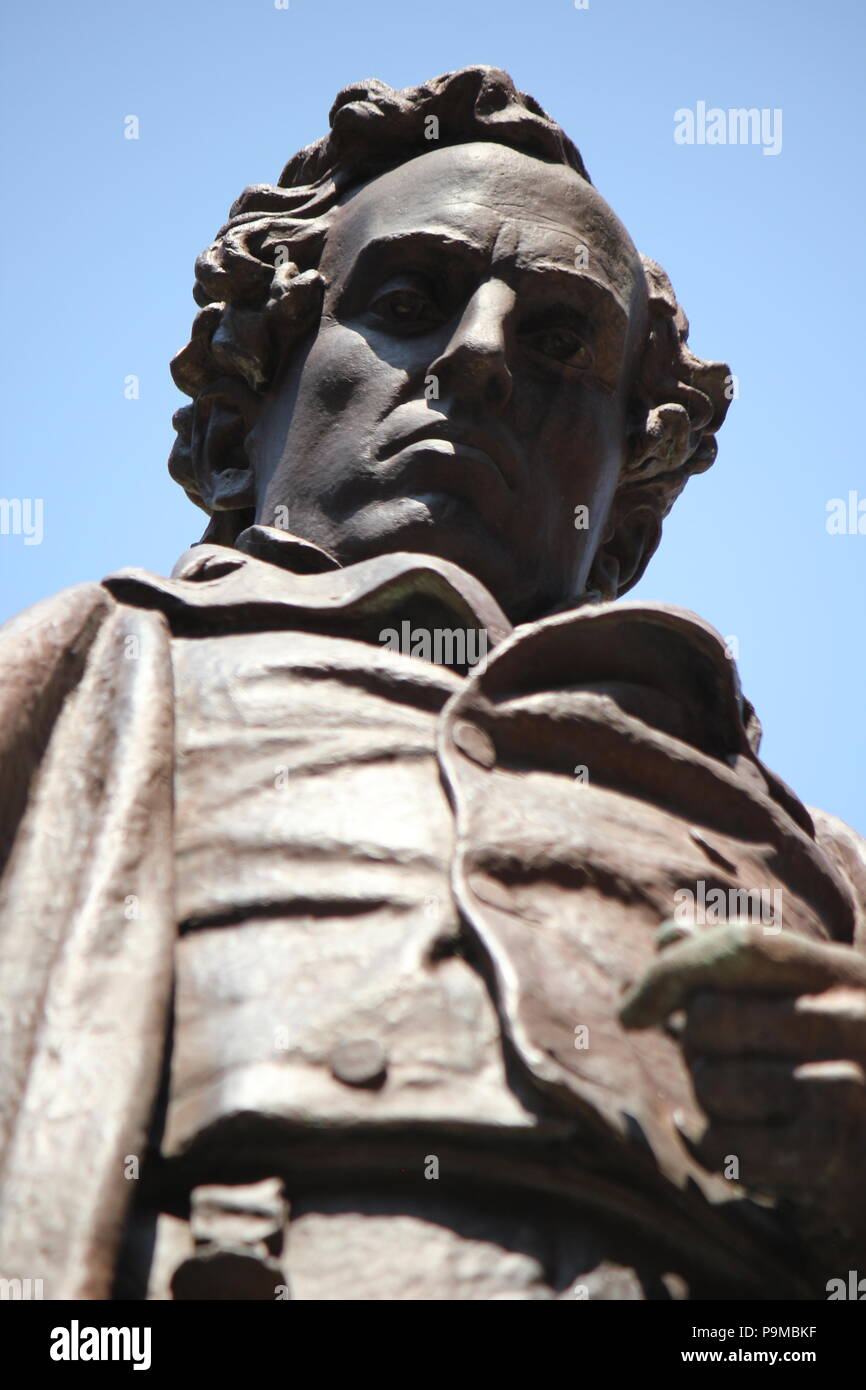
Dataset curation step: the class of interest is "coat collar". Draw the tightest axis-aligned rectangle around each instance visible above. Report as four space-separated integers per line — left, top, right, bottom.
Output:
101 531 815 846
103 526 513 653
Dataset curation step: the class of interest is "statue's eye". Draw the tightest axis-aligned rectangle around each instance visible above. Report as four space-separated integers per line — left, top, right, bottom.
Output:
524 325 594 369
369 286 440 328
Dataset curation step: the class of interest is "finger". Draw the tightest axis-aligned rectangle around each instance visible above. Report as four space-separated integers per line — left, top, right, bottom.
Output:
619 925 866 1029
690 1057 801 1124
682 1115 820 1193
681 1060 866 1194
683 986 866 1061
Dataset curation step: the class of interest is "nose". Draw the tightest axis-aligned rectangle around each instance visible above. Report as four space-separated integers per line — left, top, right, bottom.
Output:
427 280 514 410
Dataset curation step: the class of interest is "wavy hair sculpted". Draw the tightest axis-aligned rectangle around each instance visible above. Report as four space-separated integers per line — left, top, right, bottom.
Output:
168 65 731 600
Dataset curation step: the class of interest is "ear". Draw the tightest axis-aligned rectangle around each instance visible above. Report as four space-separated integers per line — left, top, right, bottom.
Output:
587 501 661 601
191 383 260 515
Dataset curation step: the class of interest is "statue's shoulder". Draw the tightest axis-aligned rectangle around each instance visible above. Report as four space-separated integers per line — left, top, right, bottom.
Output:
0 582 122 734
0 572 172 686
0 583 117 870
0 579 116 646
0 577 176 873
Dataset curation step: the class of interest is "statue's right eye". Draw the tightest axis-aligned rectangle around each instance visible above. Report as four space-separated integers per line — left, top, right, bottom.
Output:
368 286 441 328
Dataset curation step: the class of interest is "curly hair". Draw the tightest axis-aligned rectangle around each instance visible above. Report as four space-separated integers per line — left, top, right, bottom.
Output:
168 65 731 596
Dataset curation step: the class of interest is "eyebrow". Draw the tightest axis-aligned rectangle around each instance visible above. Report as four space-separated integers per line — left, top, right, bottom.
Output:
343 230 627 321
337 229 488 290
360 228 491 257
516 262 629 334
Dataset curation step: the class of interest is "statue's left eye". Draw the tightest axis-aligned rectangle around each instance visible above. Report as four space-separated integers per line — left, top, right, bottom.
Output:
525 325 593 368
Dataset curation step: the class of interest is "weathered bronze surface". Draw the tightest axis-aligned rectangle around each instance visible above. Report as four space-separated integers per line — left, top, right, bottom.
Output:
1 67 864 1301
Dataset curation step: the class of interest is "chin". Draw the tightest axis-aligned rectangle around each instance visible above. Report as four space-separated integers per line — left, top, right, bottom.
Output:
337 495 496 576
331 495 557 622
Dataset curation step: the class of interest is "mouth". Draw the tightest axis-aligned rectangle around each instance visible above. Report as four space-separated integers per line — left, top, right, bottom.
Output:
377 421 517 493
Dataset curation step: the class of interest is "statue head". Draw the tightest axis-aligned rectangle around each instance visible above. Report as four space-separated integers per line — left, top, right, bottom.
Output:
169 66 730 623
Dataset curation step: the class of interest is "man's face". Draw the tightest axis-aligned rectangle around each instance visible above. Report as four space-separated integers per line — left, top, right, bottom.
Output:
247 141 648 621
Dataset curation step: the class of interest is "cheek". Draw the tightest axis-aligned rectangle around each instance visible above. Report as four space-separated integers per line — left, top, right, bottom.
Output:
299 325 396 418
520 386 620 482
518 392 625 559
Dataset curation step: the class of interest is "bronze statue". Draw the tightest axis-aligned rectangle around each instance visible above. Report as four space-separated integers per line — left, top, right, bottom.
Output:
1 66 864 1301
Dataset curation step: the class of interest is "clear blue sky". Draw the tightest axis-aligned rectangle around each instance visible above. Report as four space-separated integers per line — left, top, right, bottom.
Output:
1 0 863 832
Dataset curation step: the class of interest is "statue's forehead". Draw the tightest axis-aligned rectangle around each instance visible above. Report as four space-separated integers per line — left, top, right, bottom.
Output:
329 142 643 311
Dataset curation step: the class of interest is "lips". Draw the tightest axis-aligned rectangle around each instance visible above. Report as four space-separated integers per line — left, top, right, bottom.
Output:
378 418 517 492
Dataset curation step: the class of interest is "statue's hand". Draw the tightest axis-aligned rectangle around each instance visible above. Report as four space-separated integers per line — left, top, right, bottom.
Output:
619 923 866 1267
